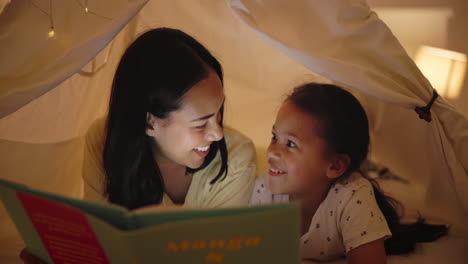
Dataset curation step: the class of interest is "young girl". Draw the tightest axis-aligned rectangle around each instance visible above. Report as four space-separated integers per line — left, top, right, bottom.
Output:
250 83 447 263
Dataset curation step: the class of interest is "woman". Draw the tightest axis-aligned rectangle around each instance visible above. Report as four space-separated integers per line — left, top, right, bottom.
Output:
83 27 256 210
21 27 256 263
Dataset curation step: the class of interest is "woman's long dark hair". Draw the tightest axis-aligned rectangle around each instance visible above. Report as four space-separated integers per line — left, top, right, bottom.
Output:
103 28 228 210
288 83 447 255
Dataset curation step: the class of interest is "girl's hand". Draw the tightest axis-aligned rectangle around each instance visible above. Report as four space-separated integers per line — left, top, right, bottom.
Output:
19 248 47 264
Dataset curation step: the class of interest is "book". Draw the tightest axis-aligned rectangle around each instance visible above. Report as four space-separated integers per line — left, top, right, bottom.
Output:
0 179 301 264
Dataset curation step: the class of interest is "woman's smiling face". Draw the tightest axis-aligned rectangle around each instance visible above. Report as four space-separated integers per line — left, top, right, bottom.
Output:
147 69 225 169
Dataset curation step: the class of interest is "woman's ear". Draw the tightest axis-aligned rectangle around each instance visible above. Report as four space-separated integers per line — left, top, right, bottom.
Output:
146 112 157 137
326 154 351 179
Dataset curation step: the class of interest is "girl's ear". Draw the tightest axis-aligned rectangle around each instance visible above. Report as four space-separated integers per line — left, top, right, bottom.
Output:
326 154 351 179
146 112 157 137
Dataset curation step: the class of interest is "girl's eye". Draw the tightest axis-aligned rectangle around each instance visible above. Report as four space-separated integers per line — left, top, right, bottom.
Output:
195 123 208 129
286 140 297 148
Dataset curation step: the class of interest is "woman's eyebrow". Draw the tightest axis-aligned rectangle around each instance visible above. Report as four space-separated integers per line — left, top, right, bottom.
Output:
190 97 225 122
190 113 214 122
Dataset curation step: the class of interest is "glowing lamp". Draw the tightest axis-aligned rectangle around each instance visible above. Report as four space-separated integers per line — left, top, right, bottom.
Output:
414 45 467 99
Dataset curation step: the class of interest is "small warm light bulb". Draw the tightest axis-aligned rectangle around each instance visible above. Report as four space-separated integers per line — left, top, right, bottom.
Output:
48 27 55 38
85 7 89 13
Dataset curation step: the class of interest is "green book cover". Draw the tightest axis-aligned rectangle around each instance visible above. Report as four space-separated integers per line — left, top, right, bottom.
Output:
0 179 301 264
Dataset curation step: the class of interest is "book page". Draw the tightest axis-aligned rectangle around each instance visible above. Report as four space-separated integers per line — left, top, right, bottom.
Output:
17 191 111 264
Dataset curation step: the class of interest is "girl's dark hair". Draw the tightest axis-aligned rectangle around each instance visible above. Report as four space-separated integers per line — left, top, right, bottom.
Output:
103 28 228 210
288 82 448 255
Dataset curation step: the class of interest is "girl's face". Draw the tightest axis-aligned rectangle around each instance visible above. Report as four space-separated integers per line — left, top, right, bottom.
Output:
147 69 225 169
267 101 333 197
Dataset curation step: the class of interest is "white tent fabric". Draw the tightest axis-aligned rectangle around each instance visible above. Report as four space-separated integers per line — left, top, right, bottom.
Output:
1 0 467 263
0 0 148 119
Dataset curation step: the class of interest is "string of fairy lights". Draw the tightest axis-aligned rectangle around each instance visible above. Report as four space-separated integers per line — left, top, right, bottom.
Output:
29 0 113 38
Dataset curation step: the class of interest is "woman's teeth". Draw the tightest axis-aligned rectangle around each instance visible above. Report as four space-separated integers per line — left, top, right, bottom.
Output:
194 146 209 151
